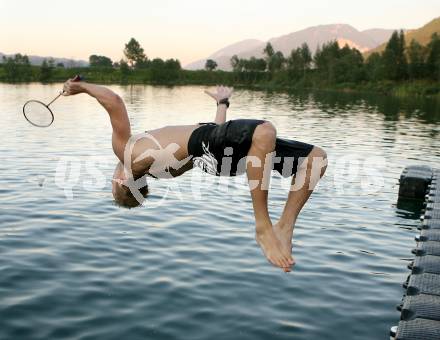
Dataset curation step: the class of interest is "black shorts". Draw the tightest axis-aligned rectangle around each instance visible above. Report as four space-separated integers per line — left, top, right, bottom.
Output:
187 119 314 177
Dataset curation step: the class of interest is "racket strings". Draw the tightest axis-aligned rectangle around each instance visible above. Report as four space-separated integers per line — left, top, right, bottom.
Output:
23 100 54 127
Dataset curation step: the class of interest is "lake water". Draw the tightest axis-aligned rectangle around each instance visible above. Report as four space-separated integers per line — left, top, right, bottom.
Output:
1 83 439 340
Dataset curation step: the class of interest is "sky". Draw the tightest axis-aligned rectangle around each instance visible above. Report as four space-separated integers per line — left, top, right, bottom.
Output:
1 0 439 65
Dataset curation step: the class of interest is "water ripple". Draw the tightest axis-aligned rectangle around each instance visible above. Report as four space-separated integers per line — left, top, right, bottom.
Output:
0 84 439 340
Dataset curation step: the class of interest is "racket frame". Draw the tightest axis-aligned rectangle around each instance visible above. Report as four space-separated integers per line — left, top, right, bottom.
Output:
22 99 55 128
22 75 82 128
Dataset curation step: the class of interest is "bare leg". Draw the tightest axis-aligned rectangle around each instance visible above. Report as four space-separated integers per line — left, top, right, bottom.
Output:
273 146 328 270
246 122 294 271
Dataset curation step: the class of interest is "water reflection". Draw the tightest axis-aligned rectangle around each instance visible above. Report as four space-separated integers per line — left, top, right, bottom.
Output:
0 83 439 340
303 90 440 125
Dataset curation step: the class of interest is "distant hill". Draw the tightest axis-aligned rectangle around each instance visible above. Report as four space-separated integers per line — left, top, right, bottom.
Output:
185 39 264 71
361 28 396 46
365 17 440 57
185 24 396 71
0 52 88 67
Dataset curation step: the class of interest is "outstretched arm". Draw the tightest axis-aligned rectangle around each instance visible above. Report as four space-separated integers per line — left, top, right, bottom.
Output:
204 85 233 124
62 79 131 163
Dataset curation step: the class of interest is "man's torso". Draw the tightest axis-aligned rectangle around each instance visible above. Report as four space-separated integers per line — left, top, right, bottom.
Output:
130 124 199 178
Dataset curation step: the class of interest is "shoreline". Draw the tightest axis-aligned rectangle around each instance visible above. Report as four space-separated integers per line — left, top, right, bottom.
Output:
1 71 439 99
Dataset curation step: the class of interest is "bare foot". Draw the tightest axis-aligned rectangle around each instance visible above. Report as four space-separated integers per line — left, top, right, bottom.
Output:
255 226 293 271
273 221 295 272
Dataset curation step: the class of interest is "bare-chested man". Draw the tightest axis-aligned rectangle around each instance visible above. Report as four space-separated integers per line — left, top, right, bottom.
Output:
62 79 327 272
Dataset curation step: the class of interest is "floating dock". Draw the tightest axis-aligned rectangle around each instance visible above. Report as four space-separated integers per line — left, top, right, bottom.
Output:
391 166 440 340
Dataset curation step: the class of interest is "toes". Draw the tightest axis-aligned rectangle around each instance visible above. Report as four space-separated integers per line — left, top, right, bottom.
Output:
284 251 294 264
284 250 294 263
282 261 292 272
269 255 286 269
281 253 292 265
275 259 284 268
280 254 293 271
290 259 296 268
279 257 290 269
278 243 293 262
268 256 280 268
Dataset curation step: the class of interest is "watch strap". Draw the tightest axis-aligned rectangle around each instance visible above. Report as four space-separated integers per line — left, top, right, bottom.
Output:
217 98 230 108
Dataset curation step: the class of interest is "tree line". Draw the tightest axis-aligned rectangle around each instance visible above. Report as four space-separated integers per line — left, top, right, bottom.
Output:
1 32 440 96
0 38 182 83
222 30 440 88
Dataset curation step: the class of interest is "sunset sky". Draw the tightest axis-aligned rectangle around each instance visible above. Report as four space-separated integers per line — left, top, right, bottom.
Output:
1 0 439 65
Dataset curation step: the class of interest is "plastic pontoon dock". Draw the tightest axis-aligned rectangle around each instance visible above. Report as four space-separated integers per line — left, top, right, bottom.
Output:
391 166 440 340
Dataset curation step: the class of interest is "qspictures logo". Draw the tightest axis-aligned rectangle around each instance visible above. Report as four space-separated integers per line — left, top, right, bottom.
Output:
51 132 384 207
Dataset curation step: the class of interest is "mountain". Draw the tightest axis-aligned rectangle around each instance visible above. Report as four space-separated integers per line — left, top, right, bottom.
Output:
0 52 88 67
365 17 440 57
256 24 379 55
185 39 264 71
185 24 396 71
209 39 265 59
361 29 396 46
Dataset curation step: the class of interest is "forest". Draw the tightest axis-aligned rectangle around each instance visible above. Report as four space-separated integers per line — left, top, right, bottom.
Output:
1 32 440 97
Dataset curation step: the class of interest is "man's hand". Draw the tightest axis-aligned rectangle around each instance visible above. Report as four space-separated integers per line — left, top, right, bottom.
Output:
204 85 233 103
62 78 85 96
206 85 233 124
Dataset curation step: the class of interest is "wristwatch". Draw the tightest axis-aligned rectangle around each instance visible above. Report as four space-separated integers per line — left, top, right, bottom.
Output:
217 98 230 108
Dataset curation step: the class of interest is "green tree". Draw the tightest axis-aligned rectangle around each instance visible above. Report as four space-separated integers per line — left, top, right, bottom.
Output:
247 57 266 71
287 48 304 79
165 58 181 71
205 59 218 71
263 42 275 59
17 54 31 77
407 39 427 79
2 54 32 81
118 59 130 82
333 45 364 82
150 58 165 69
124 38 147 68
48 58 55 68
135 58 150 69
263 42 279 72
2 56 18 81
314 41 340 82
39 59 53 82
164 58 181 81
427 33 440 81
365 52 384 81
287 44 312 78
230 55 241 72
267 51 285 72
382 30 407 80
149 58 180 83
398 30 408 78
89 54 113 68
312 41 365 83
299 43 312 74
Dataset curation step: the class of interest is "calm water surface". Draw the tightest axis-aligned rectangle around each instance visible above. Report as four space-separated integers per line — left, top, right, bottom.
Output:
0 84 439 340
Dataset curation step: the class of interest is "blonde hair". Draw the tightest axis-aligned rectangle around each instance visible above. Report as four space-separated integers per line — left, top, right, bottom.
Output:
112 181 149 208
112 162 148 209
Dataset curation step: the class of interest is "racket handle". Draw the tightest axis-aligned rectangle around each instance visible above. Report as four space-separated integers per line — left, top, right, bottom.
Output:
72 75 84 82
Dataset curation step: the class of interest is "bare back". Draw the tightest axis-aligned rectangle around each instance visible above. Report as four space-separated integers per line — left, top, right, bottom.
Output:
130 124 200 178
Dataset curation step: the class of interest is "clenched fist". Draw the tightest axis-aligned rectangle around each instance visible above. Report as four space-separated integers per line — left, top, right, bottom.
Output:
62 76 84 96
